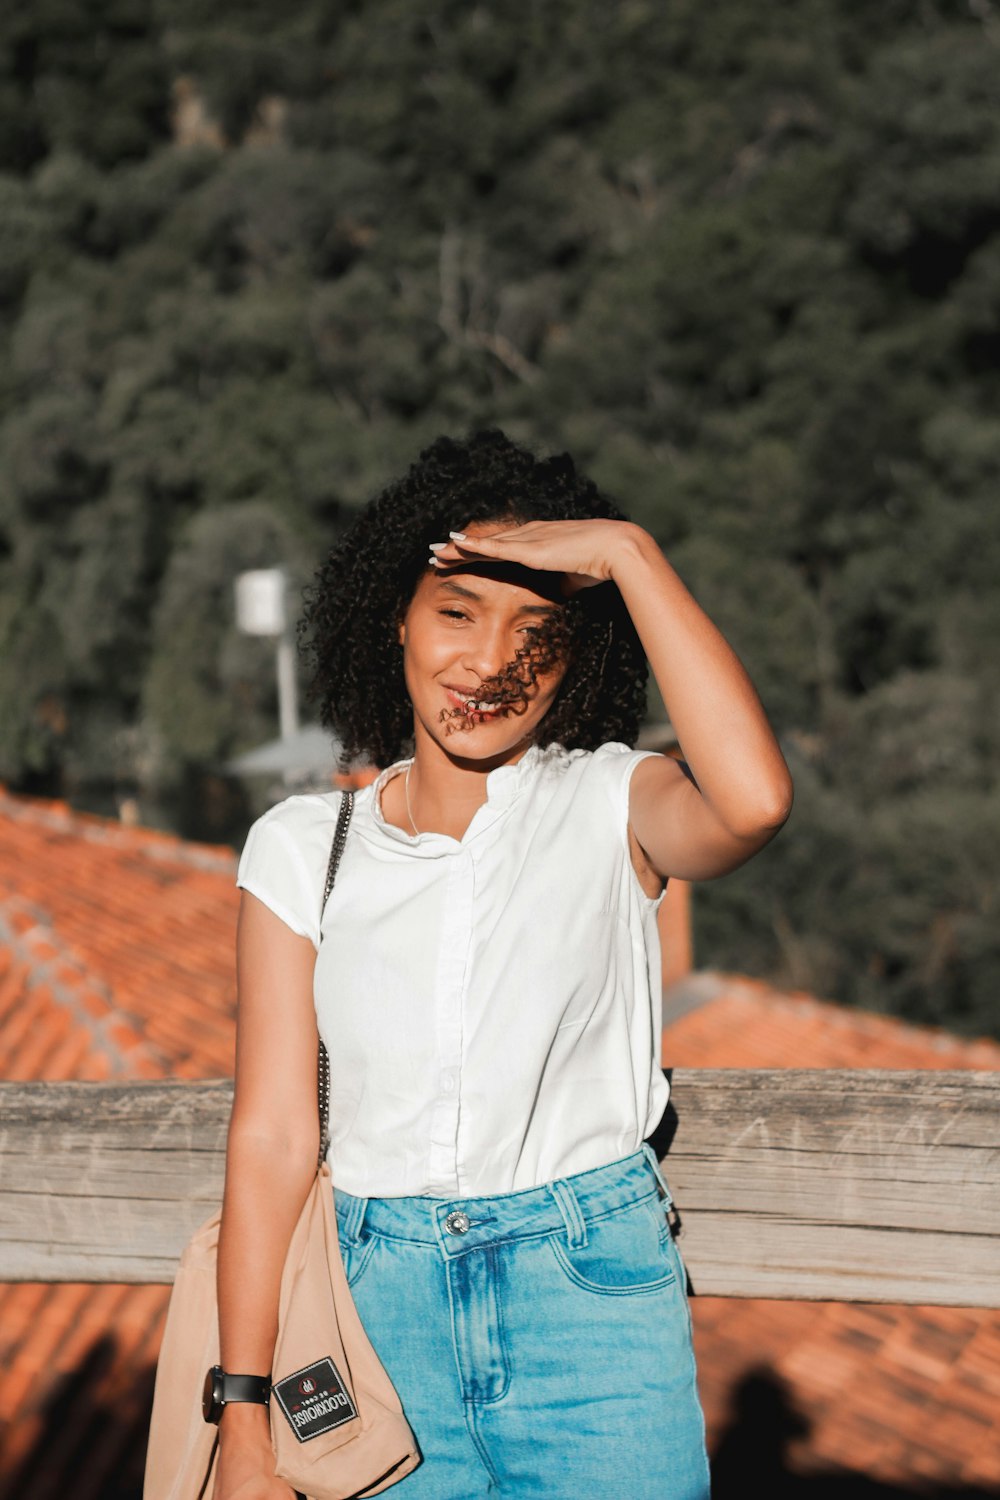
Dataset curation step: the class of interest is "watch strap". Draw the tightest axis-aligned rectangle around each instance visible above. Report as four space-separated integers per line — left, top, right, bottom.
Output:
219 1371 271 1406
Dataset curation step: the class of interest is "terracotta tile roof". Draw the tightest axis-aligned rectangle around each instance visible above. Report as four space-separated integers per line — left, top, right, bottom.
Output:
1 791 998 1497
0 785 238 1083
663 971 1000 1492
0 788 237 1500
662 970 1000 1072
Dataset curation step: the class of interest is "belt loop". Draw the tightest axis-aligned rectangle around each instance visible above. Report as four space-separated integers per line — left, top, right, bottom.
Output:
337 1191 369 1246
640 1142 673 1207
548 1178 588 1249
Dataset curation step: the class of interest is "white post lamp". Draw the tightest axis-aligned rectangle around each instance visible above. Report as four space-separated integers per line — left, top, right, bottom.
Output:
234 568 299 743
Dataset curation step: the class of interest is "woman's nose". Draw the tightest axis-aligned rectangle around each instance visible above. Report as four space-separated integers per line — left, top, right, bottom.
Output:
460 621 515 682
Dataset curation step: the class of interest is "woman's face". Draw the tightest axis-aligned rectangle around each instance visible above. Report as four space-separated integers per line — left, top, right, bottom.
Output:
397 522 570 762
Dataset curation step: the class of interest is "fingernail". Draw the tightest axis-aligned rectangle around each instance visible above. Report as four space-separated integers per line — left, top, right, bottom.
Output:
449 530 467 541
428 555 441 566
428 541 447 551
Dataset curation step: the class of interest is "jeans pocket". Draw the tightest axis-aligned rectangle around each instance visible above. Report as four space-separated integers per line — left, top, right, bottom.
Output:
548 1195 678 1297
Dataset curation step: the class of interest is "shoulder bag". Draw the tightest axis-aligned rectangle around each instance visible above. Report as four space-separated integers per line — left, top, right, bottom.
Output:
143 790 421 1500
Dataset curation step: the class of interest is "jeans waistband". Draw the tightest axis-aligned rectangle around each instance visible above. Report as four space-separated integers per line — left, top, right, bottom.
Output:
335 1143 672 1257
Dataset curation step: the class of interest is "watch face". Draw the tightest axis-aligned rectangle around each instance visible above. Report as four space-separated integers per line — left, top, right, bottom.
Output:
202 1365 223 1424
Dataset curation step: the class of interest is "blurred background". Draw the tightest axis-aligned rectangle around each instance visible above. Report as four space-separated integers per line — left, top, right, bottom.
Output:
2 0 998 1040
1 4 1000 1495
2 0 999 1038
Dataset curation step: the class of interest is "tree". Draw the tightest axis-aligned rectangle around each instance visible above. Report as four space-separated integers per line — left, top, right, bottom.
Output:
0 0 995 1031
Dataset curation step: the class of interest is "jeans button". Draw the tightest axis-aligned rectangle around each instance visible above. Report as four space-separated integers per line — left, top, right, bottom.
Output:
445 1210 470 1235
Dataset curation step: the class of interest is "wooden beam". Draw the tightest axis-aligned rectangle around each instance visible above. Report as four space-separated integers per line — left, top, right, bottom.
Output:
661 1069 998 1305
1 1072 997 1305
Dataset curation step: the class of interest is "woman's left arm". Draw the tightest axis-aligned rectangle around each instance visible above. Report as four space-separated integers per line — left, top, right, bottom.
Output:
434 518 793 881
609 524 793 881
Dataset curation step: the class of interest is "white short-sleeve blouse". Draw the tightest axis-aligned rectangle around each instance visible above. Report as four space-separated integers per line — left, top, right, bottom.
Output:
236 739 670 1197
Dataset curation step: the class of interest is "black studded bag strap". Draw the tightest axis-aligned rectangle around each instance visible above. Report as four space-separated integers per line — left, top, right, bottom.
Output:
316 789 354 1169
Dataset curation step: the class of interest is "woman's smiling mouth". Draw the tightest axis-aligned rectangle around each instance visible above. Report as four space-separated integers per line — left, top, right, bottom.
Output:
443 686 503 718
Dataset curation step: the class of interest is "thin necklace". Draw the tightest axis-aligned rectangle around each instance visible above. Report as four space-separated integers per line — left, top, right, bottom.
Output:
404 763 420 836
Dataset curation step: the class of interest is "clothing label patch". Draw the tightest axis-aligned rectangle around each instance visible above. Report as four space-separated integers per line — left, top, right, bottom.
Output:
272 1357 357 1443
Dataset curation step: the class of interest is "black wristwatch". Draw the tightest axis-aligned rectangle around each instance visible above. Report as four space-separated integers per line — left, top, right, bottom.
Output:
202 1364 272 1424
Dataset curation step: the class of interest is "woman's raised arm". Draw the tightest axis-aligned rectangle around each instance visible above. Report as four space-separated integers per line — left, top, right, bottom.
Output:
608 524 793 882
430 518 794 882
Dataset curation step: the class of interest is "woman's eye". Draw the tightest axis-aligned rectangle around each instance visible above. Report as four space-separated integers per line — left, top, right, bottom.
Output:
437 611 543 632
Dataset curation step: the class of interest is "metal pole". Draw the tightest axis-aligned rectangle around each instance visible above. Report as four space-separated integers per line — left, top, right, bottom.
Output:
276 634 299 744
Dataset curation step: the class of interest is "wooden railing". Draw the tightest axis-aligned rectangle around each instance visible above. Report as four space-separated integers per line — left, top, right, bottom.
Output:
2 1071 997 1306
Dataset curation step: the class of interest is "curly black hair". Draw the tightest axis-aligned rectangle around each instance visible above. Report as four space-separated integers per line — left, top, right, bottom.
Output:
299 429 649 768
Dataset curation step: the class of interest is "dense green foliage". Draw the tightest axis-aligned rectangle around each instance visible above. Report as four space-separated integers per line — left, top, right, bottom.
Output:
1 1 996 1035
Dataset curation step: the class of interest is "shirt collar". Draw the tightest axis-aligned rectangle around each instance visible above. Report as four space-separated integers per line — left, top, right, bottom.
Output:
363 741 545 852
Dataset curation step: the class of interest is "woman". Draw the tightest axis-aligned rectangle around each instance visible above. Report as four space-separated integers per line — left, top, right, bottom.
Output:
213 429 793 1499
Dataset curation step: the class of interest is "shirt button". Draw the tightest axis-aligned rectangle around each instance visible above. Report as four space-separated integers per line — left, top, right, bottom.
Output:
441 1070 457 1094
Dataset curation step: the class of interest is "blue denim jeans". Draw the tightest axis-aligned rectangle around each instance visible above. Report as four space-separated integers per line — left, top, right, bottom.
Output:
334 1145 710 1498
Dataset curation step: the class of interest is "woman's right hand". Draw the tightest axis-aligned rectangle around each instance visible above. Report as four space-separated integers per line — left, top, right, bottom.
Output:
211 1445 298 1500
211 1407 296 1500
